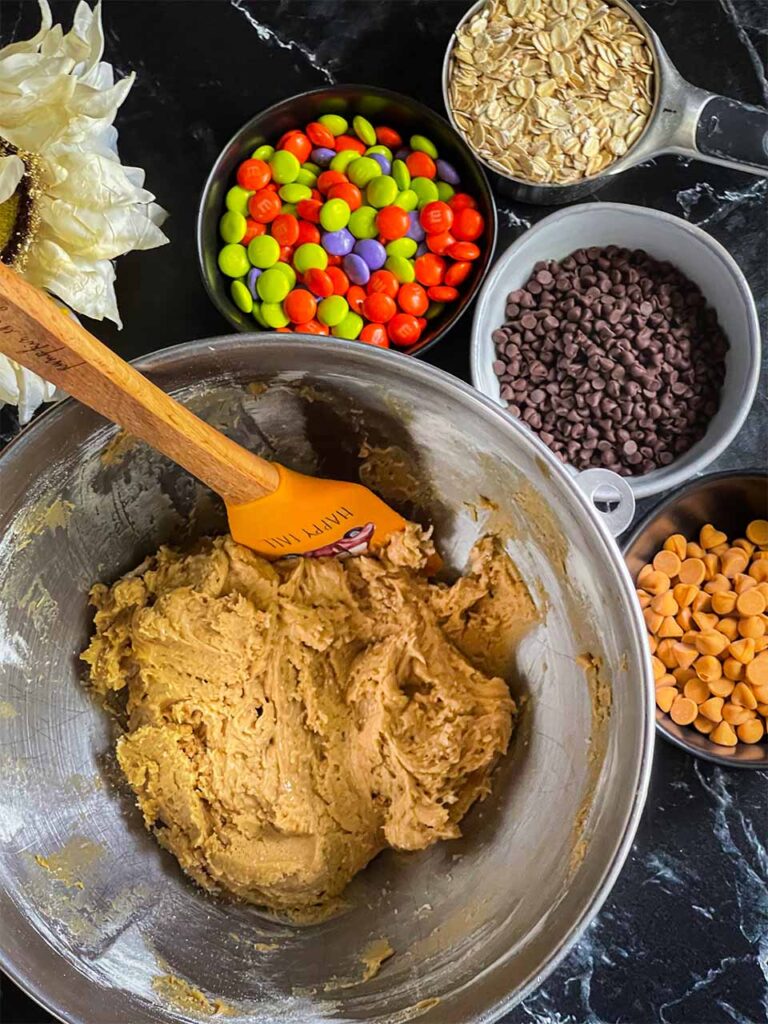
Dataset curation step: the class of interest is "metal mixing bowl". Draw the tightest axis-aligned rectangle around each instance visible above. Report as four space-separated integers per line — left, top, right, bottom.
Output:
196 85 497 356
0 337 653 1023
624 470 768 768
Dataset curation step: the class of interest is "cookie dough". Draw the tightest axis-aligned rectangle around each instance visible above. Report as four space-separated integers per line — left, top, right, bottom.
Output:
82 527 535 914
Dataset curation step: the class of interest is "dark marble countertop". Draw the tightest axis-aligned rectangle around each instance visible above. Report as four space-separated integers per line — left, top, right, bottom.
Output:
0 2 766 1022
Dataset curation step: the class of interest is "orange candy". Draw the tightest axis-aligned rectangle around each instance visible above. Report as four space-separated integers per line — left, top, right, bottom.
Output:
367 269 399 298
327 182 363 211
306 121 335 148
360 323 390 347
447 241 481 261
296 199 322 223
426 231 456 255
334 134 366 154
363 293 397 323
375 126 402 148
247 189 281 223
347 285 367 315
428 285 460 302
242 219 265 244
388 312 422 347
452 207 485 241
448 192 477 211
284 289 317 325
444 260 472 287
304 268 334 298
398 282 429 316
300 318 330 336
414 254 445 287
296 220 320 246
376 206 410 240
271 214 300 247
236 158 271 191
326 266 349 296
278 131 312 163
317 170 348 193
406 151 436 179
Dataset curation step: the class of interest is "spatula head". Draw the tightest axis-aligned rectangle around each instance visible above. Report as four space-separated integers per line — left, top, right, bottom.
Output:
225 465 407 560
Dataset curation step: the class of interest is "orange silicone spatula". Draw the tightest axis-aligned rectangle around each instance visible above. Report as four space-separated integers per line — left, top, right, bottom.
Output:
0 263 406 559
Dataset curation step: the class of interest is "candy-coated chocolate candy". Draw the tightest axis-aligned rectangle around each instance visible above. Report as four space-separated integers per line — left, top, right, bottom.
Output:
354 238 386 270
327 182 363 211
348 156 382 188
435 158 460 185
317 170 347 193
301 318 330 335
363 292 396 323
322 228 354 256
332 310 364 340
261 301 290 328
231 279 253 313
387 312 422 347
369 153 391 175
304 267 334 298
218 244 250 278
242 219 264 245
279 183 312 203
447 241 480 261
348 206 379 239
398 281 428 316
436 182 455 202
284 288 317 324
247 234 280 269
257 267 291 303
252 301 268 328
248 189 281 223
360 322 390 346
375 126 402 149
367 269 399 298
225 185 252 216
385 254 415 283
311 147 335 167
420 200 454 234
219 210 246 244
251 144 275 161
448 192 477 211
335 134 366 155
318 114 348 136
352 115 376 146
306 122 336 148
410 134 438 158
347 284 367 314
272 261 297 289
343 253 371 286
392 159 411 191
414 253 445 287
317 295 349 327
426 230 455 255
377 205 410 240
237 158 271 191
296 220 321 246
386 237 417 259
246 267 263 298
293 242 328 273
425 300 445 319
406 210 426 242
366 175 398 209
271 213 300 247
406 151 437 180
452 207 485 241
411 177 439 208
330 150 360 174
326 266 349 295
393 189 418 211
270 150 301 184
444 260 472 286
427 285 459 302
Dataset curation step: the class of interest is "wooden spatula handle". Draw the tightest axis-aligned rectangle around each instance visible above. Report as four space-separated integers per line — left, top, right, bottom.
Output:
0 263 279 504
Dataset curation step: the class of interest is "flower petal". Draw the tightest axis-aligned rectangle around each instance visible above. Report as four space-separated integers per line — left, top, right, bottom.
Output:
24 238 121 326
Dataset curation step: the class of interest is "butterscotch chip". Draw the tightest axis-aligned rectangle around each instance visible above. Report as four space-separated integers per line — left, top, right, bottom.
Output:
728 637 755 664
722 704 754 727
659 616 683 638
721 549 749 578
636 589 651 608
708 678 735 698
699 696 724 723
679 558 705 586
745 653 768 687
672 642 698 670
703 553 720 580
700 524 727 549
673 583 698 608
733 538 755 557
673 666 696 685
739 616 766 639
695 655 722 682
651 591 678 616
651 655 666 681
656 638 678 668
746 519 768 546
657 673 677 689
731 681 758 709
692 610 718 631
711 591 737 615
749 560 768 583
655 686 677 713
641 570 671 596
653 550 681 578
757 702 768 716
686 542 705 559
736 589 766 616
691 592 712 614
694 630 729 657
705 574 731 595
676 607 693 630
694 715 715 734
718 617 739 641
752 684 768 703
648 634 658 654
643 607 663 633
670 695 697 725
710 721 738 747
734 573 757 594
683 677 709 704
737 719 764 744
664 534 687 560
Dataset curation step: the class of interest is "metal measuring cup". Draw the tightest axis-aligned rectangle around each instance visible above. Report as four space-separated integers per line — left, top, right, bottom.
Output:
442 0 768 204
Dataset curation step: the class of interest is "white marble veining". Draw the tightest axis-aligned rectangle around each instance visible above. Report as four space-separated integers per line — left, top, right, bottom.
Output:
230 0 336 83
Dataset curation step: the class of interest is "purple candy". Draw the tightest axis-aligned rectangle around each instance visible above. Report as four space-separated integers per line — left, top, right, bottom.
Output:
321 228 354 256
415 241 428 257
436 158 461 185
394 147 411 161
311 146 335 167
406 210 426 243
343 253 371 286
370 153 391 174
353 238 386 271
246 267 263 298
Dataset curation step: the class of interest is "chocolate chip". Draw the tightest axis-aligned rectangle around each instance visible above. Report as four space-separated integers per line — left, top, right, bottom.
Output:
490 246 728 475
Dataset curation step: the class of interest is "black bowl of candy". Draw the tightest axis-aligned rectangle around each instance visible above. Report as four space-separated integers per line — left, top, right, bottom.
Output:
197 85 497 356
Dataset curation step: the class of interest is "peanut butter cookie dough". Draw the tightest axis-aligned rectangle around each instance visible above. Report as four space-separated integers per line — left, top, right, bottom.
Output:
82 526 535 915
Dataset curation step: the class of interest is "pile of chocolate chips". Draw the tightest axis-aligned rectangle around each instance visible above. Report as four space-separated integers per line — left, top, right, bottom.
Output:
491 246 729 476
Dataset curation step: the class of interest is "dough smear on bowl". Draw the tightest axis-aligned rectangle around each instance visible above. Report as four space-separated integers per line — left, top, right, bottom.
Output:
81 524 536 916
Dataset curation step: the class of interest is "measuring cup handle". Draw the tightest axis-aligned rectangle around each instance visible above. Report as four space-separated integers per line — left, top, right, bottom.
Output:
694 95 768 174
574 469 636 539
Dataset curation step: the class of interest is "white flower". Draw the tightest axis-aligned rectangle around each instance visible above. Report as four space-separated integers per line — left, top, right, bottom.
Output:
0 0 168 423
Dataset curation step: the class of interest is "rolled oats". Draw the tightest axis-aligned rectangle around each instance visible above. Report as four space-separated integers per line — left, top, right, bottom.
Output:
447 0 655 184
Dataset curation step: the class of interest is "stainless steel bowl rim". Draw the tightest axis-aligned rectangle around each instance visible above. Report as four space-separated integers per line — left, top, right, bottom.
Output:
0 335 655 1024
469 202 761 499
623 467 768 769
195 85 498 358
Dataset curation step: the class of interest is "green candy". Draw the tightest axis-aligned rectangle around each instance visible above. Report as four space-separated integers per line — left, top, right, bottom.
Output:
273 262 297 289
410 134 438 158
302 160 321 174
330 150 360 174
252 144 275 161
317 295 349 327
295 168 318 188
247 235 280 269
436 182 455 202
293 243 328 273
411 177 439 208
352 115 376 146
386 237 417 259
261 302 290 329
280 183 312 203
425 301 445 320
219 210 246 244
318 114 348 136
394 189 418 211
385 255 415 283
225 185 251 216
270 150 300 184
348 206 378 239
392 159 410 190
218 244 250 278
366 175 398 209
347 156 382 188
280 203 297 217
257 267 291 303
230 279 253 314
332 311 364 340
320 198 350 231
366 144 393 160
252 302 268 328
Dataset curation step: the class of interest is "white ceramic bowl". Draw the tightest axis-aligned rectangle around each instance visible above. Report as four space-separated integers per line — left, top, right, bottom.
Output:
471 203 761 499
